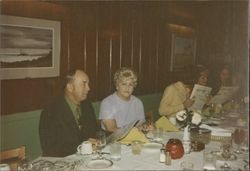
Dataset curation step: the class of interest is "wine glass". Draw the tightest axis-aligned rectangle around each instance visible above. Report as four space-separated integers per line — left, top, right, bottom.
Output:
220 142 232 170
233 128 246 154
209 103 215 116
96 131 107 158
17 156 33 171
141 119 154 135
141 122 149 135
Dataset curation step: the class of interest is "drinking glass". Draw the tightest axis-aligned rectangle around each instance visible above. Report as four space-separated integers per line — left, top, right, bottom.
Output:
17 156 33 171
180 161 194 171
220 142 232 169
233 128 246 154
203 149 216 170
141 122 149 135
109 142 121 161
96 131 106 157
131 140 142 155
153 128 163 141
209 103 215 116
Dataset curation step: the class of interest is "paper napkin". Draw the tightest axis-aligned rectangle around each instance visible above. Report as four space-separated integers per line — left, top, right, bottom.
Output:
119 127 149 145
155 116 179 132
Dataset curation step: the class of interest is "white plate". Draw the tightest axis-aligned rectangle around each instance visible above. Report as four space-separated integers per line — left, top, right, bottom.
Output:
146 133 163 143
85 159 113 169
143 142 162 153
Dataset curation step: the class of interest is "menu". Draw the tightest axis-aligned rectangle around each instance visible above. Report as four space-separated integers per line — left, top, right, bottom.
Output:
106 120 139 144
209 86 239 104
189 84 212 111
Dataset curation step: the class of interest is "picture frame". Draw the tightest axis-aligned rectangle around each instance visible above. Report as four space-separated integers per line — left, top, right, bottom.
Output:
0 15 61 79
170 33 196 72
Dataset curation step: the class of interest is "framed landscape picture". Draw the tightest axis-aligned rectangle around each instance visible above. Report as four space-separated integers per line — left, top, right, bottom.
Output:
0 15 61 79
170 33 196 72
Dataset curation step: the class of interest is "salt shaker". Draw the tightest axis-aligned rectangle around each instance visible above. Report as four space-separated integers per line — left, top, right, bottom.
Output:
165 151 172 165
159 148 166 163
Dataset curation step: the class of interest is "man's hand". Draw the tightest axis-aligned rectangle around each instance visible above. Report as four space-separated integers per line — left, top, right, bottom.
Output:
87 138 98 151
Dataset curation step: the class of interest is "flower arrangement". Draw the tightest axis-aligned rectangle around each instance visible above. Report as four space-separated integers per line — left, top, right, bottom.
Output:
176 108 202 128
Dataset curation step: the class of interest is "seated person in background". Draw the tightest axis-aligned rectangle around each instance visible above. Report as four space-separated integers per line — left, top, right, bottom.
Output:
99 67 145 133
39 69 99 157
210 64 233 96
158 64 209 117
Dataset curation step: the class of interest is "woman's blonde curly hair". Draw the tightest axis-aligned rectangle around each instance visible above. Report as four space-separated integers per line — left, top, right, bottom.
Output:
114 67 138 87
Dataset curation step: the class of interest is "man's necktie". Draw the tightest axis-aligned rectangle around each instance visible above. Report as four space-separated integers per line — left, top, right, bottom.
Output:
76 105 82 129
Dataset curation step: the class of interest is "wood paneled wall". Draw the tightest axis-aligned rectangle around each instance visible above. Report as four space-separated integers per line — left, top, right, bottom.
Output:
0 1 248 115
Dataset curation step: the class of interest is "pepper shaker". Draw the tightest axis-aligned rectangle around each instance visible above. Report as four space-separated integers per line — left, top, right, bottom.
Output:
165 151 172 165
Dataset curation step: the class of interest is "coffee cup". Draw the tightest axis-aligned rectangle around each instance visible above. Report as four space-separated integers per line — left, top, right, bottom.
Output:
77 141 93 155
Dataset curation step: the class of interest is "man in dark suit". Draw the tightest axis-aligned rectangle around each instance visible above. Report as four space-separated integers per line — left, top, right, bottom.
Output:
39 69 99 157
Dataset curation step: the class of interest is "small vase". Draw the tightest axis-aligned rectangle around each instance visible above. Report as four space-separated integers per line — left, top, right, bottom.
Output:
183 125 190 141
183 125 191 154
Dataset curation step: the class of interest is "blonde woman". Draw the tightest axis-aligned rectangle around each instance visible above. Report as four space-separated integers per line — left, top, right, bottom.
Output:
99 67 145 133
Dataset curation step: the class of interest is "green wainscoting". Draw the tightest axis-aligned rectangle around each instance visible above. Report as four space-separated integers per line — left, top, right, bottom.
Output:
0 93 162 159
0 110 42 159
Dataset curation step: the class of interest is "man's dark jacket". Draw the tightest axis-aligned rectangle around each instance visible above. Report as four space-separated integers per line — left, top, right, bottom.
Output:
39 96 99 157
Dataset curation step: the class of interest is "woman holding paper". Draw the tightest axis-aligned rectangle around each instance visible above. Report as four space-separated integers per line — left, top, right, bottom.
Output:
99 67 145 133
158 65 209 117
210 65 233 96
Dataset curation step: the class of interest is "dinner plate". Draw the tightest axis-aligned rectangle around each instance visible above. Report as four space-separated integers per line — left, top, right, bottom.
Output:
85 159 113 169
143 142 162 153
146 133 163 143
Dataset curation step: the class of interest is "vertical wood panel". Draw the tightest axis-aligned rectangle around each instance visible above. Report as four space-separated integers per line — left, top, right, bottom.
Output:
1 1 248 115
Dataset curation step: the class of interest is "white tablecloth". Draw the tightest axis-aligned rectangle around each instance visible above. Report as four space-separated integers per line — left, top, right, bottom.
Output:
33 131 249 170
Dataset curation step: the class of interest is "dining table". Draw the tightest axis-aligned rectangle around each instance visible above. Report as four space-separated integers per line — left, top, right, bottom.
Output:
30 112 249 170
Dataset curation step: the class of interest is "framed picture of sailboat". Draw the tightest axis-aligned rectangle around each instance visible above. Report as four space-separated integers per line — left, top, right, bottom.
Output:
0 15 60 79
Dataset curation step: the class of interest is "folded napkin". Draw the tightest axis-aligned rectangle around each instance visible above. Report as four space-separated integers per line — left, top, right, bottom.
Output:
155 116 179 132
200 124 232 137
119 127 149 145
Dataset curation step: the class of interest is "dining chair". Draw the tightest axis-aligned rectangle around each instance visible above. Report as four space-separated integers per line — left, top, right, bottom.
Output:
0 146 26 161
0 146 26 171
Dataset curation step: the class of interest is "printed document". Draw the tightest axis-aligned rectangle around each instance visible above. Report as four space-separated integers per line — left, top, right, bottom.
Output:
189 84 212 111
209 86 239 104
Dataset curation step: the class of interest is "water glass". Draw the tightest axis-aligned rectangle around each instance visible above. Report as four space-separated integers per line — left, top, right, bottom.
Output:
109 142 121 161
180 161 194 171
153 128 163 141
203 149 216 170
96 131 106 152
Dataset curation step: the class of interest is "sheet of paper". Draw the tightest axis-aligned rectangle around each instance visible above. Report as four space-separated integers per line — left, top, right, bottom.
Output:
189 84 212 111
209 86 239 104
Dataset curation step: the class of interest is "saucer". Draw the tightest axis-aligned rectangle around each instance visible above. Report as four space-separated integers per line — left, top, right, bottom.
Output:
146 133 163 142
85 159 113 169
76 151 92 156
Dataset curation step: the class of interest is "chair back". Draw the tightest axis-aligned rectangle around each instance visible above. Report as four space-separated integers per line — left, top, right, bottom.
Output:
0 146 26 161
